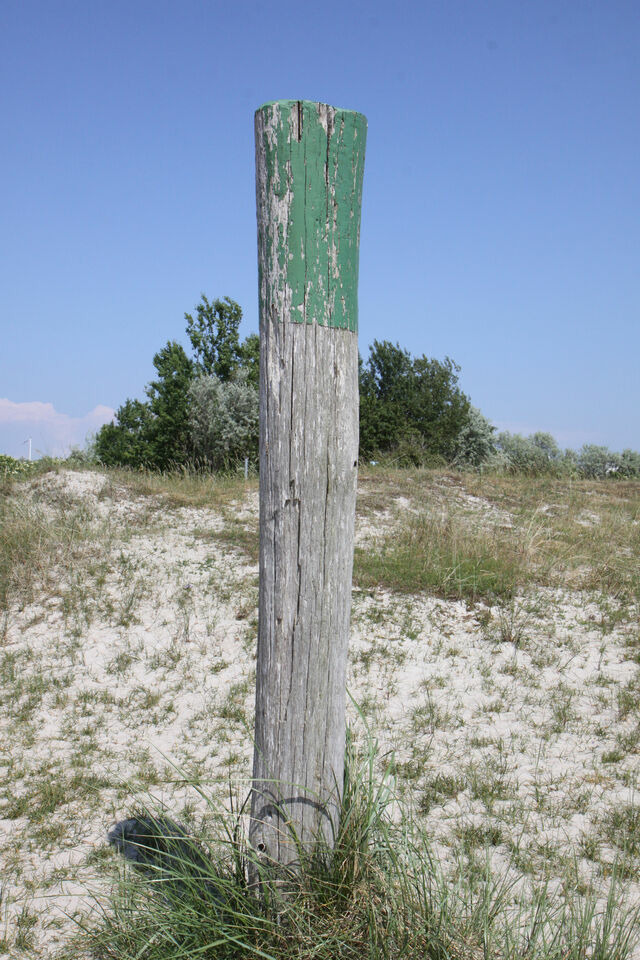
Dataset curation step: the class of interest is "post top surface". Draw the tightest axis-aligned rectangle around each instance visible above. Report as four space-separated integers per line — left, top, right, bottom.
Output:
256 99 366 121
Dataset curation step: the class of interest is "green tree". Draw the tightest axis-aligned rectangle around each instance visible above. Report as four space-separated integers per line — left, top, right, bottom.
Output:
94 399 154 467
185 295 243 380
95 294 257 472
145 341 195 469
239 332 260 388
359 340 470 461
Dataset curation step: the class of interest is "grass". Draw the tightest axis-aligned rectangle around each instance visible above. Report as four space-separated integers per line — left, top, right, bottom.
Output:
352 466 640 603
601 804 640 857
103 464 257 510
461 471 640 602
354 507 527 600
2 460 640 957
0 467 118 615
66 733 640 960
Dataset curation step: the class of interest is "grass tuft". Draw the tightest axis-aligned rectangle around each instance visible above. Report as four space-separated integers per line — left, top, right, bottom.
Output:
354 508 526 601
67 733 640 960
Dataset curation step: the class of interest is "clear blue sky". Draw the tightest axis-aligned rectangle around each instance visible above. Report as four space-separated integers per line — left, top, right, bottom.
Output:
2 0 638 458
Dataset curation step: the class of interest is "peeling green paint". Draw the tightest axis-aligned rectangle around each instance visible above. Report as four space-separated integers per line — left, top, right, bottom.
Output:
255 100 366 332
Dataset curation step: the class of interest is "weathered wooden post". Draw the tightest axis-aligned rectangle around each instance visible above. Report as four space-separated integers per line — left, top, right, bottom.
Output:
250 100 366 873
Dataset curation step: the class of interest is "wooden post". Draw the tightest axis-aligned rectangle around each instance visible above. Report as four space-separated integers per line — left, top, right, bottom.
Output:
251 100 367 874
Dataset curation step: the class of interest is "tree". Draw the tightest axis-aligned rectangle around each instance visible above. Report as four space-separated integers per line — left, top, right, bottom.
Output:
411 353 471 459
185 295 243 381
95 296 258 472
94 399 155 467
530 432 561 462
239 332 260 388
359 341 413 456
359 340 470 461
145 341 195 469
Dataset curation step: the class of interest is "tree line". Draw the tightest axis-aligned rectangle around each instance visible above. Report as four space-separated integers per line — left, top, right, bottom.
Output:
94 294 640 479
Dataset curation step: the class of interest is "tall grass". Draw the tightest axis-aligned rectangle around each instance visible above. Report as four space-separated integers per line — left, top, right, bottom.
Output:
0 492 88 612
0 463 253 613
354 508 529 601
69 732 640 960
354 467 640 604
105 464 255 509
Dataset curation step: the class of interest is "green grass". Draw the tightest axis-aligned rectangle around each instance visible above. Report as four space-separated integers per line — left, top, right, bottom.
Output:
104 464 256 510
65 733 640 960
0 466 114 613
4 769 113 822
601 804 640 857
91 462 639 609
196 512 260 562
354 508 526 601
352 466 640 604
461 471 640 602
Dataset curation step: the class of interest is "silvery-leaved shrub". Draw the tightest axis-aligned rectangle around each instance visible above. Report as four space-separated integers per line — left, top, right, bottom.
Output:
576 443 622 479
620 448 640 478
188 371 258 470
496 431 565 475
452 406 497 468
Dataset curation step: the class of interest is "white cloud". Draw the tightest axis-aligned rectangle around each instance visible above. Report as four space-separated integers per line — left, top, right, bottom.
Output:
0 398 115 458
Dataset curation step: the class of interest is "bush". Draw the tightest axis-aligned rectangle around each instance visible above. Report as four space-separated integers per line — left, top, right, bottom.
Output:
188 371 259 470
496 432 566 475
0 455 37 480
482 433 640 480
620 449 640 478
366 432 448 469
577 444 622 479
453 407 497 468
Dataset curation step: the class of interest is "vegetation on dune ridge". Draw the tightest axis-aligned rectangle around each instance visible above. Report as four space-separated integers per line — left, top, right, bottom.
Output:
43 288 628 479
5 292 639 477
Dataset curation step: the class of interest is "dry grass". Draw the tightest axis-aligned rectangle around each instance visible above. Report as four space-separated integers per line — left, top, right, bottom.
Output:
353 466 640 603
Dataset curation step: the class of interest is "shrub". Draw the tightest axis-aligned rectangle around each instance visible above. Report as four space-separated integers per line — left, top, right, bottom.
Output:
0 455 37 480
620 449 640 478
189 371 259 470
577 444 622 479
453 406 497 468
496 432 564 475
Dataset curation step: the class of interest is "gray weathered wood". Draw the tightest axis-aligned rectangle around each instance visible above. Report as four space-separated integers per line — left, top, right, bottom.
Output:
250 100 366 873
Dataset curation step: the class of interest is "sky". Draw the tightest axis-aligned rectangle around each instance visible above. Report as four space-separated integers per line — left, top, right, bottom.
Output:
1 0 639 458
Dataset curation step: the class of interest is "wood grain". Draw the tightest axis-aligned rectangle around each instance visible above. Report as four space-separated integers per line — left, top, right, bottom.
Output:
251 100 366 872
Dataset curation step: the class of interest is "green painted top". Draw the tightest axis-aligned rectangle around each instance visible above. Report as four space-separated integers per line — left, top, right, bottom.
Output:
255 99 367 332
257 99 364 118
